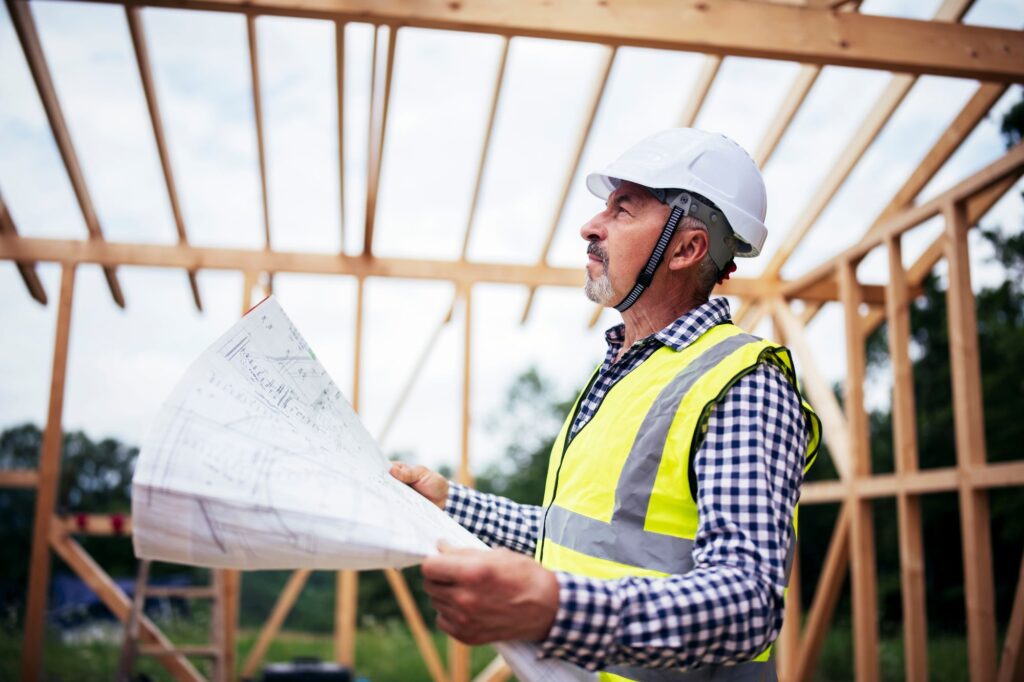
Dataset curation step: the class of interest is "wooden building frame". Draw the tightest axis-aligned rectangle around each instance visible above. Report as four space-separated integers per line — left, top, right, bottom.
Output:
1 1 1023 681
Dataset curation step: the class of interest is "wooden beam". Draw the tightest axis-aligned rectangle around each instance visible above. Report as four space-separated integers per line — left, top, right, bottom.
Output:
240 569 312 679
337 276 364 667
678 55 721 128
5 0 125 308
221 568 239 680
247 15 273 254
94 0 1024 82
460 37 509 261
944 200 997 681
59 513 133 535
763 72 916 280
793 503 850 682
125 6 202 311
471 656 511 682
48 525 204 681
998 555 1024 682
769 297 853 480
0 469 39 488
0 232 872 303
451 284 474 682
778 540 801 681
20 262 75 682
521 45 615 324
754 64 819 169
884 235 928 682
801 460 1024 503
384 569 449 682
0 237 586 286
784 141 1024 301
0 191 47 304
362 24 397 257
336 19 346 250
458 285 474 490
838 260 879 682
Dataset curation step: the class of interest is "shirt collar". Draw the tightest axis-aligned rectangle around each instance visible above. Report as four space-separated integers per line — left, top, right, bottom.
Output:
604 297 733 353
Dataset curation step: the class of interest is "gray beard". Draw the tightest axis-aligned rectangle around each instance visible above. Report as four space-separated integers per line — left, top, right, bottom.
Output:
584 270 614 305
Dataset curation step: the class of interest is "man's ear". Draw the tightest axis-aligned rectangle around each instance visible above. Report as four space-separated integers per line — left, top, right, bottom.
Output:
666 229 710 272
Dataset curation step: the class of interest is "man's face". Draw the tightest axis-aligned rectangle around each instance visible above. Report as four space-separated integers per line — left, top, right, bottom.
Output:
580 181 671 305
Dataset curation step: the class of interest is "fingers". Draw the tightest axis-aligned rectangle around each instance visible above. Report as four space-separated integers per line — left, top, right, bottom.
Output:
389 461 424 484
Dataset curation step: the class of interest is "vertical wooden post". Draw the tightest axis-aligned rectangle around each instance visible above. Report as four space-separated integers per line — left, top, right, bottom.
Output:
838 259 879 682
779 542 801 682
943 200 997 682
337 276 364 667
772 307 796 681
884 236 928 681
20 263 76 682
222 274 272 680
450 284 473 682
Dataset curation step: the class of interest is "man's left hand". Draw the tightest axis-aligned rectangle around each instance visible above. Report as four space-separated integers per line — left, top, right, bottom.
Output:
421 544 560 644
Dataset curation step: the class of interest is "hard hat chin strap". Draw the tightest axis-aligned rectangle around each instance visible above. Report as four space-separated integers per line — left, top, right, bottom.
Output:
613 193 690 313
613 190 734 313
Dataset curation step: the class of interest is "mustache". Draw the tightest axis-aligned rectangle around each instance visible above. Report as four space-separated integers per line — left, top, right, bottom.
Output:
587 242 608 264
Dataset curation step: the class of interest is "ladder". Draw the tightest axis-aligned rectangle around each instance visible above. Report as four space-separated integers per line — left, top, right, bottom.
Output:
117 560 228 682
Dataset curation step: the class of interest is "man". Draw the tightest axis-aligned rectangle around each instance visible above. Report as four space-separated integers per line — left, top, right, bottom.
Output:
390 128 820 681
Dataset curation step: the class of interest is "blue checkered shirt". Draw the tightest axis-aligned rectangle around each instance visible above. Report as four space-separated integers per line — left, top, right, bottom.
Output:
445 297 809 672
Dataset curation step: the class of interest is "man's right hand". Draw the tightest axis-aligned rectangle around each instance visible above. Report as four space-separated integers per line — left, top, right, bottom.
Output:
389 462 449 510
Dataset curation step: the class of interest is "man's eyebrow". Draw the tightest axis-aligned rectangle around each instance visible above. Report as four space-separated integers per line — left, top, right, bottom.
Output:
606 191 640 208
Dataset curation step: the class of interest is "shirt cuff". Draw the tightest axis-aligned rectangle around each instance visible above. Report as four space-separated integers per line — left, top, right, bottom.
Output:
539 572 622 671
444 481 473 519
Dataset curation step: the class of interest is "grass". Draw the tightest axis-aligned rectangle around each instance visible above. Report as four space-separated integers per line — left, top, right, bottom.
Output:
0 617 970 681
0 617 497 681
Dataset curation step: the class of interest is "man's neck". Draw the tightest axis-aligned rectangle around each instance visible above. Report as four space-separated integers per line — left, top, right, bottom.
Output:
617 292 706 354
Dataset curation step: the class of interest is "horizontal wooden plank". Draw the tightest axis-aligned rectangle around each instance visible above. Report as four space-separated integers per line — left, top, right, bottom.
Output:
0 469 39 488
0 237 846 300
92 0 1024 82
802 460 1024 503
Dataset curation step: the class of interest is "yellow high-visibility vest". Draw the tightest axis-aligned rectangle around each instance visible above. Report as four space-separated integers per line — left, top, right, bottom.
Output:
536 323 820 682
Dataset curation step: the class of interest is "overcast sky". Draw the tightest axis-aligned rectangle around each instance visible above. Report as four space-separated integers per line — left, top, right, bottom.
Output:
1 0 1022 474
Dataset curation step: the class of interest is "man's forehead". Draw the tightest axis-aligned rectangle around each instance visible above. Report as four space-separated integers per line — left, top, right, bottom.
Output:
607 181 653 204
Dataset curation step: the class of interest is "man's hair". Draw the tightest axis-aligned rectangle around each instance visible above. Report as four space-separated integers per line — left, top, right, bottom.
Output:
679 215 737 303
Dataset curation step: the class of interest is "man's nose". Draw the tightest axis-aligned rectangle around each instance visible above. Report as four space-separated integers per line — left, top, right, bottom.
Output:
580 213 607 243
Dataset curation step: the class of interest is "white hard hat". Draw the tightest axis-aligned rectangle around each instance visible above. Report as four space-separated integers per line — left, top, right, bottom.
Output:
586 128 768 258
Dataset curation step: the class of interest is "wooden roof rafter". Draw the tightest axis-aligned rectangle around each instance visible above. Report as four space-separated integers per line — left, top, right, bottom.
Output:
246 14 275 293
125 6 203 311
0 191 47 305
362 22 398 257
5 0 126 307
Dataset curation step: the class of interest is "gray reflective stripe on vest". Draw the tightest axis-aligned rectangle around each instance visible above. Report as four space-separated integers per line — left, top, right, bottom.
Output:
544 505 695 575
544 332 760 573
606 660 776 682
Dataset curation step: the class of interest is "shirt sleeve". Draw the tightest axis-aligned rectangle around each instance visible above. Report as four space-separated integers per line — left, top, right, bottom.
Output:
538 362 808 671
444 482 543 556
